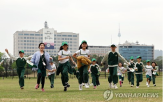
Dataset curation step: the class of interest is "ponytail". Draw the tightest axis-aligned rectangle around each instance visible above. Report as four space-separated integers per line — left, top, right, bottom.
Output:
58 46 63 52
78 44 89 50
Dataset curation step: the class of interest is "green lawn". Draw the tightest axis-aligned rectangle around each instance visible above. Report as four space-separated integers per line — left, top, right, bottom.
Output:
0 75 162 102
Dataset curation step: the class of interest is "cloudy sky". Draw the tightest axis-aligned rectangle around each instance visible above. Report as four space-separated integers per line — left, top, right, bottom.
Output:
0 0 162 54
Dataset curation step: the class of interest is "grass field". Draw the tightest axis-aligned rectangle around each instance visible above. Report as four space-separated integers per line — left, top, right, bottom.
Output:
0 75 162 102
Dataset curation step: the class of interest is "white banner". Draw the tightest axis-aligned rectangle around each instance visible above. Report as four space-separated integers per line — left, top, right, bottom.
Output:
43 28 54 49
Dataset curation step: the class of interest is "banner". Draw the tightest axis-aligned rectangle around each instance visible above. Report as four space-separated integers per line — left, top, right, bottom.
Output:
43 28 54 49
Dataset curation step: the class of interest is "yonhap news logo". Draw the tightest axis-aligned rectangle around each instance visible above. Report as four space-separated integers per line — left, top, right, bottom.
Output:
103 90 159 101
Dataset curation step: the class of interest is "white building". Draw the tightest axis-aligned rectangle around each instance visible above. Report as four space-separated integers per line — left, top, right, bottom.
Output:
13 22 79 56
89 46 111 56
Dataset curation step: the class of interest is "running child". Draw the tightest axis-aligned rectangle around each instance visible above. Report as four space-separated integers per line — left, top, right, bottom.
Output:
134 56 145 88
57 41 75 91
127 56 135 87
5 49 32 89
89 58 101 89
151 62 159 87
47 59 56 88
101 44 129 89
117 62 127 87
145 60 153 87
73 40 91 90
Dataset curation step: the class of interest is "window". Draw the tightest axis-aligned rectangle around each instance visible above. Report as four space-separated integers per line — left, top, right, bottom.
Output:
73 35 77 37
24 34 29 36
68 35 72 37
30 34 34 36
62 35 67 37
57 35 61 37
24 37 26 39
35 34 40 36
19 34 23 35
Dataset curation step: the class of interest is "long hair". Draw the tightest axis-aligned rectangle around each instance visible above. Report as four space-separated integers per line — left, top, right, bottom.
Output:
151 62 158 66
58 46 69 52
78 44 88 50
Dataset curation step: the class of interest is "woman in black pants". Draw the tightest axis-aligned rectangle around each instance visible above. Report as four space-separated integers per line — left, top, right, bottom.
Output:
31 43 51 92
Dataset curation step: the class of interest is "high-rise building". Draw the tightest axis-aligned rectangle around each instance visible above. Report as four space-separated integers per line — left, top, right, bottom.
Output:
89 46 111 56
13 22 79 56
118 41 154 60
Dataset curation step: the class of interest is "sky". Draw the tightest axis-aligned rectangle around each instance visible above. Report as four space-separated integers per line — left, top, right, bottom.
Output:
0 0 162 54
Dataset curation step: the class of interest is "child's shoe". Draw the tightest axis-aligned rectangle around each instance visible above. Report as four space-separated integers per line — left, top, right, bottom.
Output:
35 84 39 89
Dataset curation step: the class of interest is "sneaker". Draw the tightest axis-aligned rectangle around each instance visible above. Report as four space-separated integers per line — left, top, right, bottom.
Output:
121 81 123 84
82 83 85 86
66 83 70 88
93 86 96 89
146 82 148 85
120 84 122 87
64 86 67 91
131 85 134 87
114 84 118 89
50 84 54 88
109 83 113 89
41 88 45 92
79 84 82 90
85 83 89 88
136 86 139 88
35 84 39 89
20 87 24 89
153 84 156 87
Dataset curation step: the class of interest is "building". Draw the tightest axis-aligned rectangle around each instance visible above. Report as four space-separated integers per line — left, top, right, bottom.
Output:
154 50 163 59
13 22 79 56
118 41 154 60
89 46 111 56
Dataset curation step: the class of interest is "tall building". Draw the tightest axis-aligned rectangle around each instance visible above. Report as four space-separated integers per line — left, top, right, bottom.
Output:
13 22 79 56
89 46 111 56
118 41 154 60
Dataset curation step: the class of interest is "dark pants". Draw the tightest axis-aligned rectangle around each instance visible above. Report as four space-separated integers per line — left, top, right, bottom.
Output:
78 65 88 84
91 73 98 86
37 73 45 89
108 67 118 84
17 68 25 87
48 74 55 85
128 72 134 85
136 74 143 86
61 65 69 86
96 74 100 85
152 74 156 84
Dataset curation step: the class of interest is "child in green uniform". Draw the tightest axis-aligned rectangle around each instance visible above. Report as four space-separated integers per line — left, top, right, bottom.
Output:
89 58 101 89
145 60 153 87
5 49 32 89
134 56 145 88
127 56 135 87
47 59 56 88
151 62 158 87
73 63 80 80
31 43 52 92
101 44 129 89
73 40 90 90
57 42 75 91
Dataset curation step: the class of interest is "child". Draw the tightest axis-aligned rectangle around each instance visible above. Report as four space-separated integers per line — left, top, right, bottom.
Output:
151 62 158 87
145 60 153 87
72 63 80 80
5 49 32 89
101 44 129 89
73 40 91 90
127 56 135 87
57 41 75 91
47 59 56 88
117 62 127 87
89 58 101 89
134 56 145 88
31 43 52 92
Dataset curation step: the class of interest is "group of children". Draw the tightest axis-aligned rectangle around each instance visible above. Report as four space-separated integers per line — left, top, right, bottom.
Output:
4 41 158 92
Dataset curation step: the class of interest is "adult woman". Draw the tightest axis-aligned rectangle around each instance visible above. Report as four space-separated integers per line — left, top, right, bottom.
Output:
30 43 51 92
